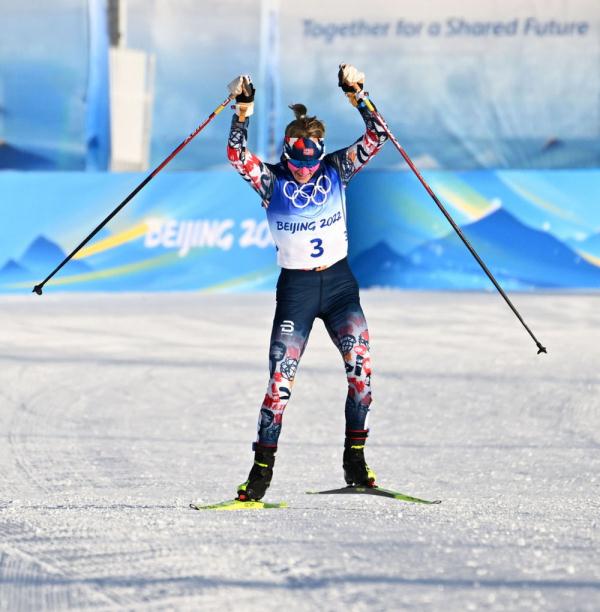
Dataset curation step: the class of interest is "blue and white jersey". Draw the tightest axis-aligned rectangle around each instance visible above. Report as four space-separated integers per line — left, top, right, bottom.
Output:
227 100 388 269
266 162 346 269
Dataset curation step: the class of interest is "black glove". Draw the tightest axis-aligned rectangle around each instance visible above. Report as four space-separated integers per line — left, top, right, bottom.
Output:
338 64 364 93
236 81 255 103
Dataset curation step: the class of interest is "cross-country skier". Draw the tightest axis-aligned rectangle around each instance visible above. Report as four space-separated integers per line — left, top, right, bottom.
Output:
226 64 388 502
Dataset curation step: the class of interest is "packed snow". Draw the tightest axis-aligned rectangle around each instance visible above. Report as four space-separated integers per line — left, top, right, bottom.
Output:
0 290 599 611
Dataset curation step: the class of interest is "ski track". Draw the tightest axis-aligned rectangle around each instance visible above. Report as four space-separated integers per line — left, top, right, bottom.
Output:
0 291 599 611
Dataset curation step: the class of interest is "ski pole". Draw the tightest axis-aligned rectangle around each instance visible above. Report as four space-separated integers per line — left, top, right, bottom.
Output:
32 94 235 296
358 91 547 355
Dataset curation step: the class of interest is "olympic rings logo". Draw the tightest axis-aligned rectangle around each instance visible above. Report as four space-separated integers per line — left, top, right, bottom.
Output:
283 175 332 209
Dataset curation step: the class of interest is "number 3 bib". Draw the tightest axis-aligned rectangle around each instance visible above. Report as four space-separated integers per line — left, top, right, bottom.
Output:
265 164 348 269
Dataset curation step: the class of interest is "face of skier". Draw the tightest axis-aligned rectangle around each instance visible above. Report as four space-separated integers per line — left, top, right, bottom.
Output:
286 159 321 184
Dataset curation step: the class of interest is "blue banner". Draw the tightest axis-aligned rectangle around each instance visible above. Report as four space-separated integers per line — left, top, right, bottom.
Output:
1 170 600 293
1 171 278 292
347 170 600 290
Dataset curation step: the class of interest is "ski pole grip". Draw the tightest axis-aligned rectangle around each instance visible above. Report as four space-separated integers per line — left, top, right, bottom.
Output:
352 83 375 112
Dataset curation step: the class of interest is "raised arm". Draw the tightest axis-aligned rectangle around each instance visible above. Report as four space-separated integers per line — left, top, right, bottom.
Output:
226 75 275 204
325 64 388 185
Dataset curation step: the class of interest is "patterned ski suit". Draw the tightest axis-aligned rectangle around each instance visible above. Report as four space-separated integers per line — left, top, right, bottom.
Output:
227 100 387 449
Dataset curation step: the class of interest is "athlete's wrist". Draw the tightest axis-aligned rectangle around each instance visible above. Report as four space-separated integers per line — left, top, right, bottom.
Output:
234 102 254 121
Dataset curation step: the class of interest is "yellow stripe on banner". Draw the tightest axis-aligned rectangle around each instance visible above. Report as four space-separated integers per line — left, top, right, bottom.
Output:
499 175 579 221
73 222 149 259
577 249 600 268
433 185 496 222
6 252 179 289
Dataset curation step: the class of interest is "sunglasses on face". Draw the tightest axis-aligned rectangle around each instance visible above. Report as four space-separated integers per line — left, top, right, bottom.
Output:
286 159 321 172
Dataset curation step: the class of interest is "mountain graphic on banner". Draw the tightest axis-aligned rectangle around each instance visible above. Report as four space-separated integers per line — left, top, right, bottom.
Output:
350 241 412 287
0 259 28 280
409 208 600 288
350 208 600 289
0 236 93 284
20 236 93 275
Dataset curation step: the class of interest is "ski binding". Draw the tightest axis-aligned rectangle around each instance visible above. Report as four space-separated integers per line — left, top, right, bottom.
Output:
189 499 288 511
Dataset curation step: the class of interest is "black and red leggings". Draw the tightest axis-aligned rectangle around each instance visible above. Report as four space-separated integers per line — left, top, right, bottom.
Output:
256 257 372 449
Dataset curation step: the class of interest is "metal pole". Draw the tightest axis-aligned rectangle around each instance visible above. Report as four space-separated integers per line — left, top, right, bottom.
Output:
360 94 547 355
33 94 234 295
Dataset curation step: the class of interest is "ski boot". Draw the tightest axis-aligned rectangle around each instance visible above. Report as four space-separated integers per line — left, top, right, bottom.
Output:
343 438 376 487
237 445 276 501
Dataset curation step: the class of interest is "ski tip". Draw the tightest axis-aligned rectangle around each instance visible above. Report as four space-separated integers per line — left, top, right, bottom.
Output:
390 495 442 505
305 486 442 505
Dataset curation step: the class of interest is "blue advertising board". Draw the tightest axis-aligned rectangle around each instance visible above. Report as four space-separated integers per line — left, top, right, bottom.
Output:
2 169 600 293
347 170 600 290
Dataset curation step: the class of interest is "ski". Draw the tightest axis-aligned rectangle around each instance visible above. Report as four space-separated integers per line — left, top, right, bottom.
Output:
306 485 441 505
189 499 288 511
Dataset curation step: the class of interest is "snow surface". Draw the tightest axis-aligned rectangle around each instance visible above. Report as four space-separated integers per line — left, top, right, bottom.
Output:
0 290 599 611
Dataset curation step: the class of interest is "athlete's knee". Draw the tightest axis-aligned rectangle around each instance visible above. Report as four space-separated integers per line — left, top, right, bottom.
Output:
343 335 371 385
262 372 293 408
269 334 302 374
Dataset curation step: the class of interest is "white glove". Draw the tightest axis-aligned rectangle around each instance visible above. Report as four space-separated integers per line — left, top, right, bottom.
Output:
338 64 365 89
227 75 255 120
227 75 254 98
